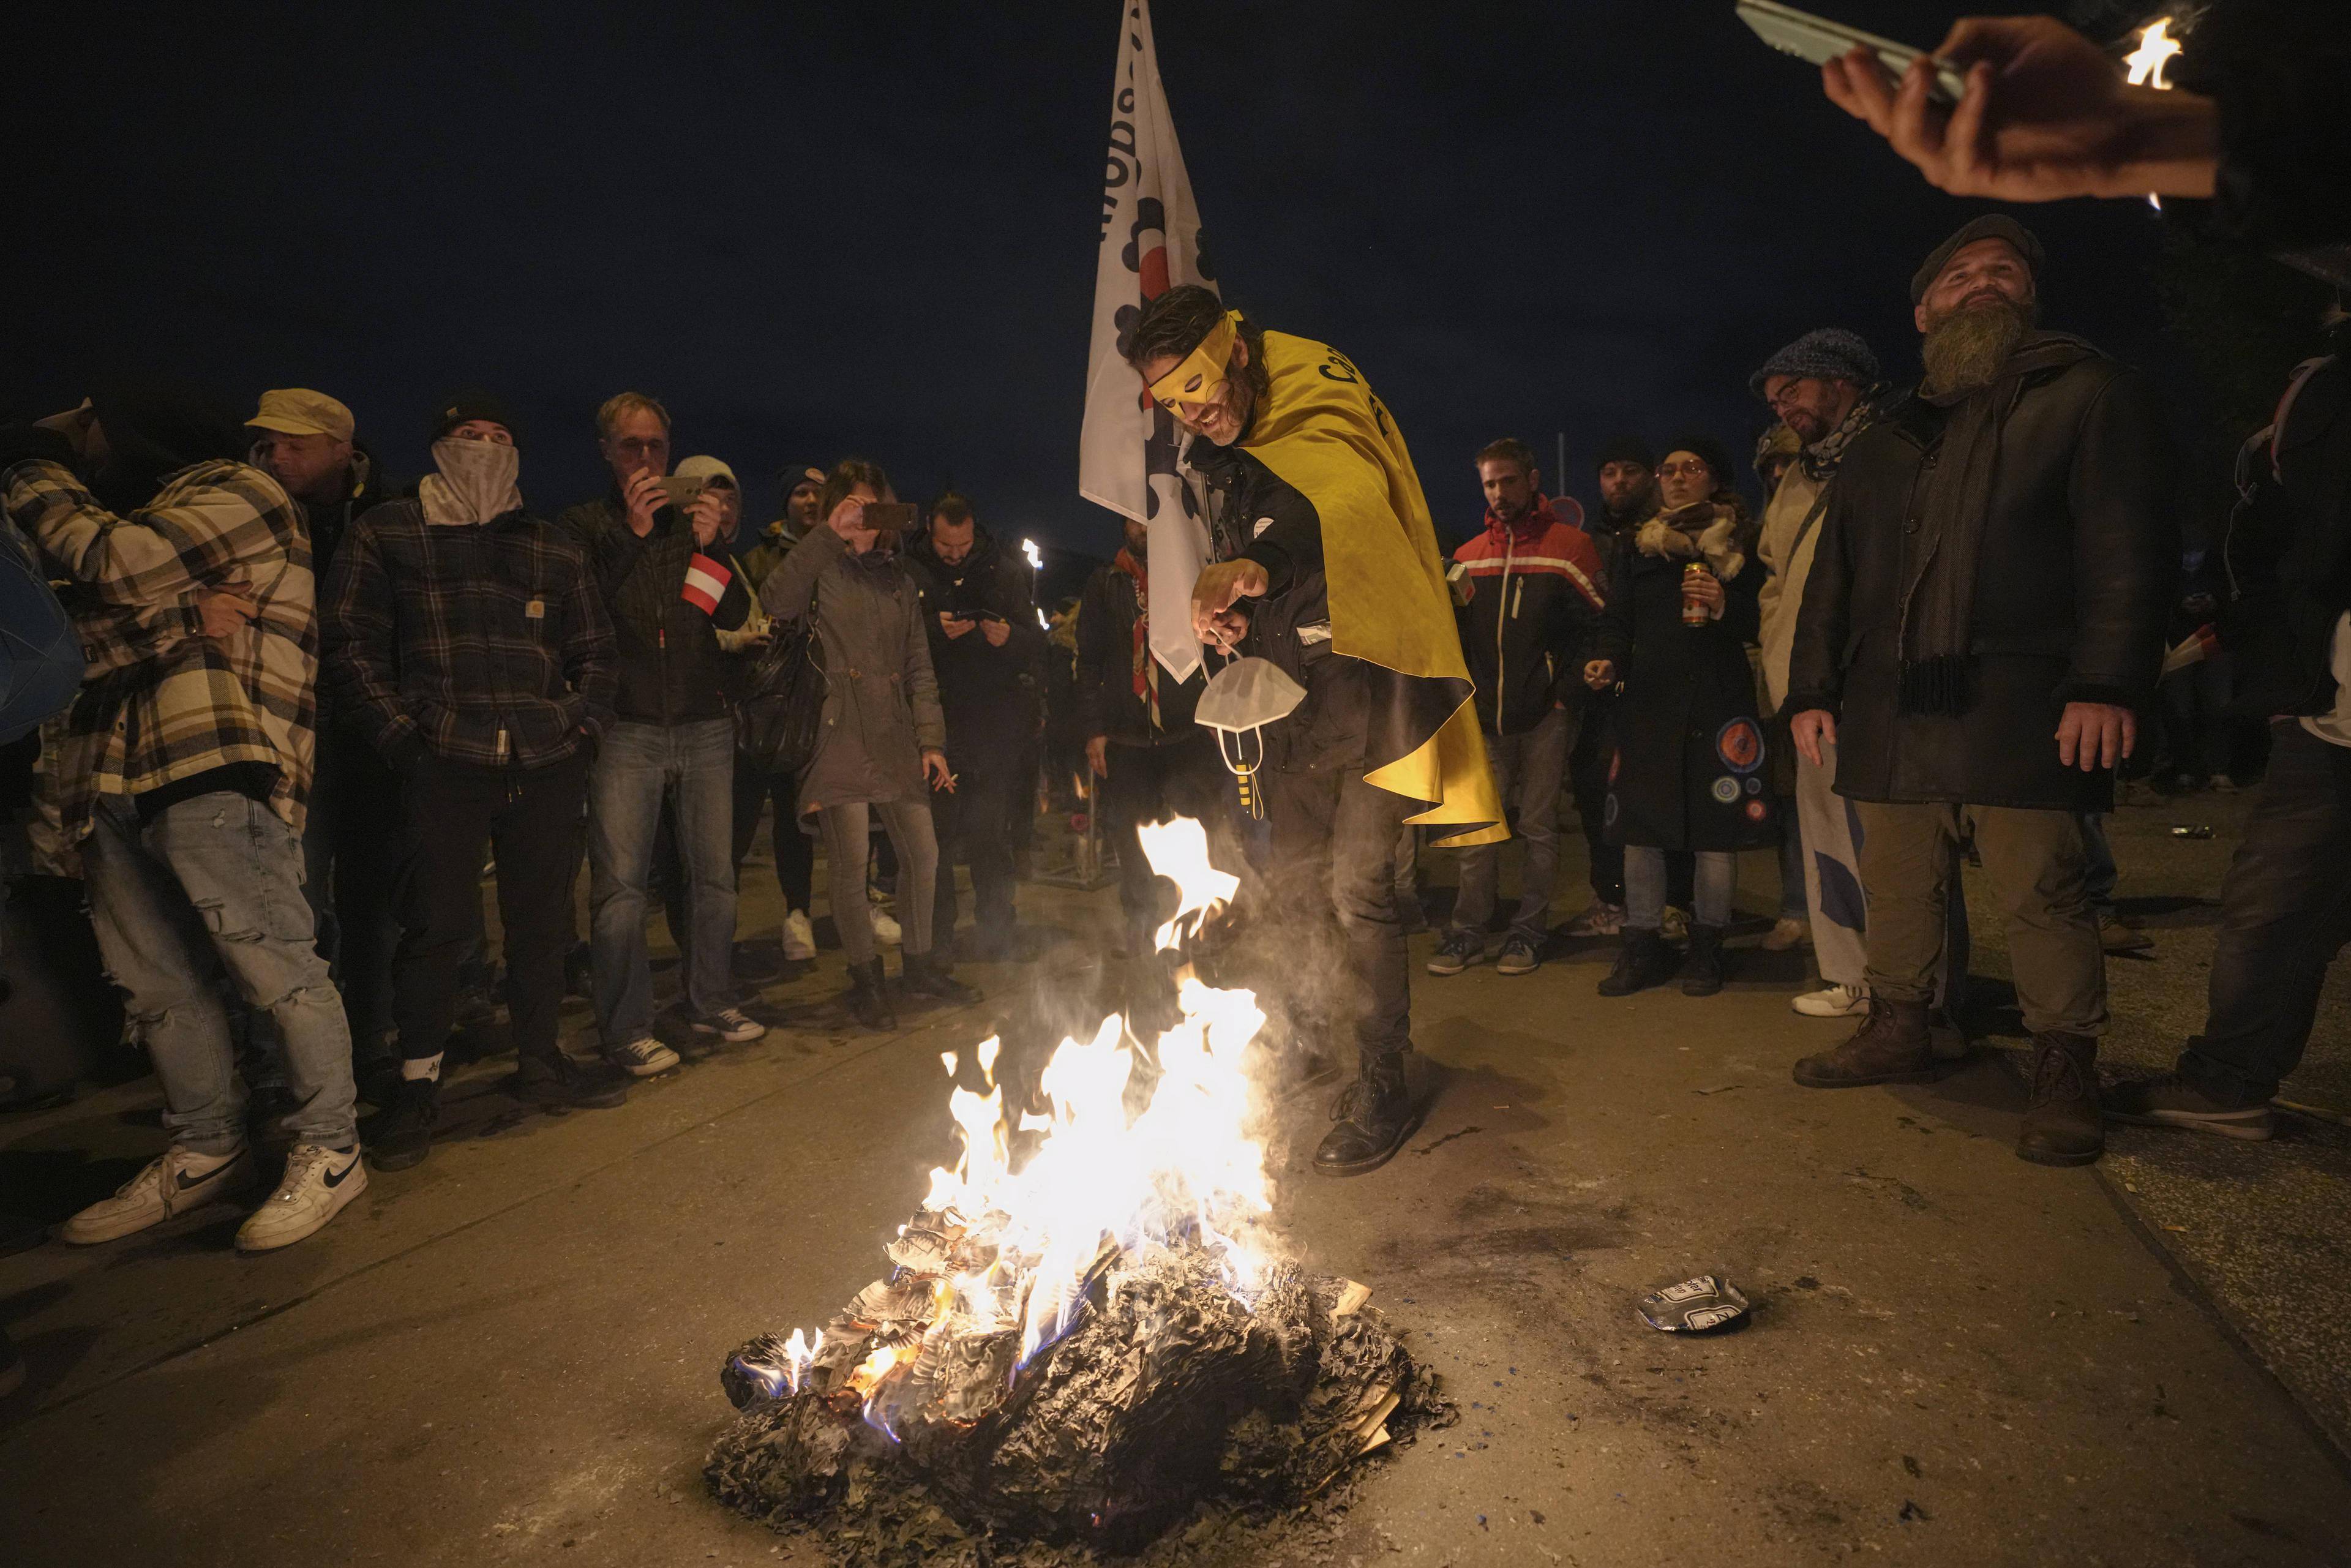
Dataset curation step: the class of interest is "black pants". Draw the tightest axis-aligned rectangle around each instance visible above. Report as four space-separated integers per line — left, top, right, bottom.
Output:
733 754 814 912
1101 733 1232 937
932 748 1020 941
392 752 588 1068
1263 765 1414 1070
301 725 404 1056
2180 723 2351 1101
1568 696 1623 906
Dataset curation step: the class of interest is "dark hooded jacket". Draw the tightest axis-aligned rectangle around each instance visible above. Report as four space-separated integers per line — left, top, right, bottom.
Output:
2222 341 2351 719
903 522 1044 749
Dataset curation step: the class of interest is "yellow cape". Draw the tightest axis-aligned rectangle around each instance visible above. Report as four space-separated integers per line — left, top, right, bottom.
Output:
1242 332 1505 847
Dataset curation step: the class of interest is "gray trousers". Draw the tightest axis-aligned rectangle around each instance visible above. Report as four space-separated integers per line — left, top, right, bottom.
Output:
1449 707 1575 940
818 797 938 965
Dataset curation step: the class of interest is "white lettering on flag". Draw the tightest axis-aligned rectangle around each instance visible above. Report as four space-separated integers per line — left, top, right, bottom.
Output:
681 553 732 617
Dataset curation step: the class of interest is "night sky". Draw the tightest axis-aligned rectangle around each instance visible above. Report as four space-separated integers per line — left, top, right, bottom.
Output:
11 2 2188 557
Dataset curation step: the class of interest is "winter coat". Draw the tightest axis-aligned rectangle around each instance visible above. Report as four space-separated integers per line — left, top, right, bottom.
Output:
1594 502 1778 851
1785 356 2175 812
2223 351 2351 719
757 527 944 815
591 508 752 727
1074 557 1205 747
1449 497 1606 735
903 524 1044 751
1754 464 1829 716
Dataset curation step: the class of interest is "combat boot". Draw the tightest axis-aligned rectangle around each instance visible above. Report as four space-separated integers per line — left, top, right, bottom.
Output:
845 958 896 1030
1597 927 1679 997
1791 997 1935 1087
1313 1056 1421 1177
2016 1031 2103 1166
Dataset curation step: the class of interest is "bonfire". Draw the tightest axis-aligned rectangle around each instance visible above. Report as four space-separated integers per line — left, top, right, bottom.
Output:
707 819 1449 1560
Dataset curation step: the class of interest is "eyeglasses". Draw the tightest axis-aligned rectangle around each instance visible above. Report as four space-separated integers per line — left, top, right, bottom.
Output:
1656 460 1712 479
1762 380 1817 411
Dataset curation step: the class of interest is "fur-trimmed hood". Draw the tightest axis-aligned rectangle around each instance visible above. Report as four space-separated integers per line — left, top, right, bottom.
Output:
1633 497 1753 581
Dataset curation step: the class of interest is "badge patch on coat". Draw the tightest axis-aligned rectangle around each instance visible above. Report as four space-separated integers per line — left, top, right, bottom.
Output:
1745 798 1769 822
1716 718 1763 774
1710 775 1742 805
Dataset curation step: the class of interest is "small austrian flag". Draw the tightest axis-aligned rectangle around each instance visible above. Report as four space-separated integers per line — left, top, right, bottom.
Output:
681 553 732 616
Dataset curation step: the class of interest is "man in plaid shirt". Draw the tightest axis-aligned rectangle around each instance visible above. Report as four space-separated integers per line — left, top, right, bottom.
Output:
323 391 628 1171
1 381 367 1254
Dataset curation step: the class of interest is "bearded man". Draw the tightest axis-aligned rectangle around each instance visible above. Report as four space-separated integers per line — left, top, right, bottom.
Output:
1783 215 2174 1168
1124 285 1501 1177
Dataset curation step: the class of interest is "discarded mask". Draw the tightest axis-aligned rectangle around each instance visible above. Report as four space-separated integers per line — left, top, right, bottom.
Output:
1194 656 1307 818
1637 1275 1750 1332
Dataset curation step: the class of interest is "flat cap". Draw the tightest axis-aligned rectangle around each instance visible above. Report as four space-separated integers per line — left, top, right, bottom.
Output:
248 388 354 442
1911 214 2044 304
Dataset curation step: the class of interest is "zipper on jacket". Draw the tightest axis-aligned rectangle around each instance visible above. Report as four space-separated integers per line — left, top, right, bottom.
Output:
1494 530 1514 721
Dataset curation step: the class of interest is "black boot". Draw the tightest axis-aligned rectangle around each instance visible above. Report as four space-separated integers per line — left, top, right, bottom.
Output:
1597 928 1679 997
1680 924 1728 996
2017 1031 2104 1166
845 958 896 1030
361 1077 437 1172
1313 1057 1421 1177
505 1052 631 1110
901 952 982 1005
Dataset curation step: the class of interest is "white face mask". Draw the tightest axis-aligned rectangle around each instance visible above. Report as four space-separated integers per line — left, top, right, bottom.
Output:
1193 656 1307 807
419 437 522 526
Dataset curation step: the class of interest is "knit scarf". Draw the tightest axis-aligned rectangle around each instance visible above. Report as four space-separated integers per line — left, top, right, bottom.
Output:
1897 332 2099 715
1114 546 1160 727
1798 383 1895 482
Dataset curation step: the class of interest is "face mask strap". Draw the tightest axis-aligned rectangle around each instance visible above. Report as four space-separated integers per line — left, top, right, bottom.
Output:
1217 726 1267 820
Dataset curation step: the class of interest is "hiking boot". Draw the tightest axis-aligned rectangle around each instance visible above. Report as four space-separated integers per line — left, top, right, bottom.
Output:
2017 1032 2104 1166
1681 924 1729 996
1562 900 1625 938
1313 1060 1420 1177
236 1142 367 1253
1597 928 1679 997
2102 1071 2276 1141
691 1007 768 1044
1495 933 1542 976
1791 997 1935 1087
1426 929 1487 977
361 1078 438 1172
1793 983 1869 1018
605 1035 681 1078
59 1144 252 1245
505 1054 631 1110
901 953 981 1004
845 958 896 1030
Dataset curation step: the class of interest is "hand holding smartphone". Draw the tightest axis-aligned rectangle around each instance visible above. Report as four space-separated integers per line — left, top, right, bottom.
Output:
1736 0 1967 105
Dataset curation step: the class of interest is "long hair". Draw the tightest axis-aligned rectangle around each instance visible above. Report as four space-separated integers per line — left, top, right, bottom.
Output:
816 457 893 525
1123 284 1272 407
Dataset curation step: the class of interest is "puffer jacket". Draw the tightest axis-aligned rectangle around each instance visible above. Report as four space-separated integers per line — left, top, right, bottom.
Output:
1450 495 1605 734
757 526 945 813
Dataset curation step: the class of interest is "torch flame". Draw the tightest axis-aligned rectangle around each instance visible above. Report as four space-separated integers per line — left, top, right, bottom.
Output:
2124 17 2180 90
1021 537 1044 571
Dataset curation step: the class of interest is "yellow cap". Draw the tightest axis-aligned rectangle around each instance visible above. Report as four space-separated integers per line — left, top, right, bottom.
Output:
248 388 354 443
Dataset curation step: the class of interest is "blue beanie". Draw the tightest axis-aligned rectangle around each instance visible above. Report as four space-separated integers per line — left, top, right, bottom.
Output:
1748 328 1881 401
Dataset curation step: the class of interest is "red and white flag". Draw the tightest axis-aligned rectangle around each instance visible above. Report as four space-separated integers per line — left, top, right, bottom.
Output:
681 553 732 617
1077 0 1217 683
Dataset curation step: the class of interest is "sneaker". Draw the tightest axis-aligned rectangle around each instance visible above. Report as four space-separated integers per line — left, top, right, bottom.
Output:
1562 900 1626 938
1495 934 1542 976
692 1007 767 1044
235 1142 367 1253
2098 911 2154 955
1792 983 1870 1018
59 1144 252 1245
1425 929 1487 977
606 1035 681 1077
781 909 817 962
506 1054 632 1109
361 1078 438 1172
1659 906 1691 943
1760 917 1809 952
2102 1071 2276 1141
869 888 902 947
2208 773 2238 794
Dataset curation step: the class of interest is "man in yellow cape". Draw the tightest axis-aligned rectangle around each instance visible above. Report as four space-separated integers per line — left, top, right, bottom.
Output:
1125 284 1502 1177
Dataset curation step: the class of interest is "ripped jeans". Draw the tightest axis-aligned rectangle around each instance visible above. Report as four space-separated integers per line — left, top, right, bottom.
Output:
83 791 357 1155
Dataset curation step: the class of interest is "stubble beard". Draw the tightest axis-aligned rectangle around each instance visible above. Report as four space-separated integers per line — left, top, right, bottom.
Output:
1921 294 2038 396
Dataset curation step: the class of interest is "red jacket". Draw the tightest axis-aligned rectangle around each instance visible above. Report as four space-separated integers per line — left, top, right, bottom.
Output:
1451 496 1607 735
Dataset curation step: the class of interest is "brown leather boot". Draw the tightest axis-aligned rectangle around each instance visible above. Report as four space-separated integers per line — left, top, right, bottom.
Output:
1791 997 1935 1088
2016 1032 2103 1166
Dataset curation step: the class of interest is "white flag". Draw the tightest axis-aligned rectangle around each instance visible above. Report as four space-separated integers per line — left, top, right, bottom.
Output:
1077 0 1215 682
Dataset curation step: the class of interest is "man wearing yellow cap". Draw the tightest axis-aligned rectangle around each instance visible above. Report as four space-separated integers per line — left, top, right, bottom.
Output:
1124 285 1501 1177
247 389 402 1097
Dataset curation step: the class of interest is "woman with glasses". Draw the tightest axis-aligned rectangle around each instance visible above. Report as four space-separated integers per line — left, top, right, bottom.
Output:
1582 437 1779 998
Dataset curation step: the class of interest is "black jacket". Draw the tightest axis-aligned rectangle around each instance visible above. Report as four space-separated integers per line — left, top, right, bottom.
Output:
1074 560 1205 747
1785 354 2175 812
2224 351 2351 719
591 506 751 727
903 525 1044 748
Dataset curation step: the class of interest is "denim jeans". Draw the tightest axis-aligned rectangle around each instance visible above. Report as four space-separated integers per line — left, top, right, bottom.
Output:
1625 845 1735 928
2181 723 2351 1101
83 791 356 1155
1449 708 1573 940
589 718 737 1039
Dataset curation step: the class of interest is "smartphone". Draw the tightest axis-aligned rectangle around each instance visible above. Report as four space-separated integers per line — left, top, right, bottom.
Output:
861 501 920 541
655 475 706 511
1736 0 1968 105
977 610 1009 625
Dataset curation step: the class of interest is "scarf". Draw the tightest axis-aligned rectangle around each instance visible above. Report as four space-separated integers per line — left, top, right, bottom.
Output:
1798 383 1895 482
419 437 522 527
1633 497 1752 580
1114 546 1160 727
1897 332 2099 715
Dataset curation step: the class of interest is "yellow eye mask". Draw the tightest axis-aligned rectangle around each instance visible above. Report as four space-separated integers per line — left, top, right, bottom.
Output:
1147 309 1242 416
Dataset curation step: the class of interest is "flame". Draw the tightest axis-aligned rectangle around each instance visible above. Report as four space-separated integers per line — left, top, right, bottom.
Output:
781 817 1271 1435
1021 537 1044 571
2124 17 2180 90
784 1327 823 1394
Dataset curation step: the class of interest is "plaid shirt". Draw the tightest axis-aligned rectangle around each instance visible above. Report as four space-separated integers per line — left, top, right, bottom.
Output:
323 497 615 770
5 457 318 843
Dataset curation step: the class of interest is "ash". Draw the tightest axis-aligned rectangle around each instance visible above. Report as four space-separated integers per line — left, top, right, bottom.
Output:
707 1242 1452 1564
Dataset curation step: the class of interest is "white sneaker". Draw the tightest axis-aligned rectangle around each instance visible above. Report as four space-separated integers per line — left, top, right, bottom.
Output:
2208 774 2238 794
691 1007 767 1043
1761 917 1810 951
781 909 816 962
606 1035 681 1076
870 901 903 947
60 1144 252 1245
1792 983 1870 1018
1659 906 1690 943
235 1142 366 1253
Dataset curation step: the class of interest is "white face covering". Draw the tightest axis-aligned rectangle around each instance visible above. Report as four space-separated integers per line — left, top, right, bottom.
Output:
1193 656 1307 817
419 437 523 526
